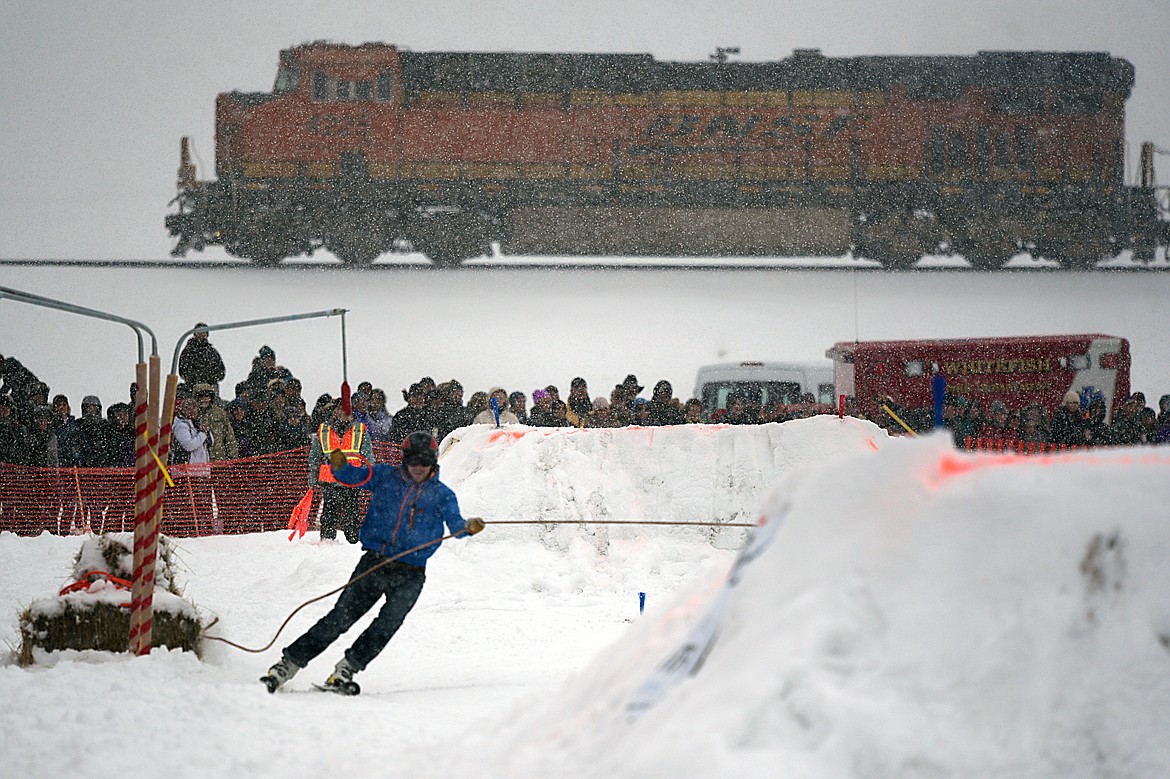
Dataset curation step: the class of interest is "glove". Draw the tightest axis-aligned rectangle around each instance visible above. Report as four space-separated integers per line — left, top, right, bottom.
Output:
464 517 485 536
328 449 347 469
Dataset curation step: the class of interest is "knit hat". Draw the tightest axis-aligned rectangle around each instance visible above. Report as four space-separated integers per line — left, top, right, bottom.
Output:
259 345 275 359
533 389 549 401
82 395 102 407
1063 389 1080 405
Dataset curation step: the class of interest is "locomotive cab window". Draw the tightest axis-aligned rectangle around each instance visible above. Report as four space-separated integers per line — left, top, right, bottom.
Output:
377 71 395 102
311 71 394 103
312 70 330 101
335 80 373 101
273 66 300 95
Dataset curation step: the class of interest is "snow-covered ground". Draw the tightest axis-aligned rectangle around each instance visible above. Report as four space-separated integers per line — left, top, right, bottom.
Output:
4 418 1169 778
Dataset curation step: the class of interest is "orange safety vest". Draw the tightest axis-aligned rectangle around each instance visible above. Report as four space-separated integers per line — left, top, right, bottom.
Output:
317 423 366 483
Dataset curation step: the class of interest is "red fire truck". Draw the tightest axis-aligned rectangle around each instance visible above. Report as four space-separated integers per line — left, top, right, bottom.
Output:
826 334 1131 422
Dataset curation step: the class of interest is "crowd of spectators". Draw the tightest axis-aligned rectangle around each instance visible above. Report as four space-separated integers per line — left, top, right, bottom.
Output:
937 389 1170 448
5 338 1170 470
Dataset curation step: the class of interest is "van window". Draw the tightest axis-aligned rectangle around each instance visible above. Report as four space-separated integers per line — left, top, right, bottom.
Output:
701 381 803 413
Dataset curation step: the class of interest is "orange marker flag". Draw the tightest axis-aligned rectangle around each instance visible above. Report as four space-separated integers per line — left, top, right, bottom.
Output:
287 488 314 541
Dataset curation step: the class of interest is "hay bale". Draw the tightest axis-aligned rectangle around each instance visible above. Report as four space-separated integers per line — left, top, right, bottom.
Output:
17 533 206 666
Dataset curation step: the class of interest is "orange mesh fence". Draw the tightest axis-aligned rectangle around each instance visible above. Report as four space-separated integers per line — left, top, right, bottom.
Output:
0 442 400 538
961 437 1083 454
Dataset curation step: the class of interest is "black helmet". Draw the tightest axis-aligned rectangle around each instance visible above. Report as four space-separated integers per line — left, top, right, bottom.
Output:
401 431 438 467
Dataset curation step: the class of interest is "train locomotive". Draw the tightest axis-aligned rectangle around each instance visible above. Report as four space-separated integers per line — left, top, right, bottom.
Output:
166 42 1168 268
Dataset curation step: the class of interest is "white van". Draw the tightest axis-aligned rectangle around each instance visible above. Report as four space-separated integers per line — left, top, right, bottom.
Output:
693 361 836 417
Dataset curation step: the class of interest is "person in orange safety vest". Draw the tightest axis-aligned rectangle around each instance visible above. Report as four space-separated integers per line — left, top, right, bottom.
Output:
307 401 374 543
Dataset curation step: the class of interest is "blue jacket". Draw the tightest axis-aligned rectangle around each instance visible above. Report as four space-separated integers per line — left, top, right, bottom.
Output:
331 461 467 566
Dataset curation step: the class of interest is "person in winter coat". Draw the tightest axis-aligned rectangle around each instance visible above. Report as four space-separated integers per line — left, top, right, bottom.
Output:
508 391 529 424
388 383 433 444
244 392 280 455
262 430 484 695
473 387 519 426
274 402 312 451
431 381 473 443
0 394 25 464
226 400 250 457
178 324 227 395
193 384 239 460
172 394 216 531
365 389 395 442
243 346 291 399
566 377 593 423
308 402 374 543
527 388 556 426
22 405 59 467
171 395 211 466
106 402 136 467
644 380 684 426
75 396 114 467
1050 390 1088 447
721 393 760 425
51 394 81 466
0 355 40 408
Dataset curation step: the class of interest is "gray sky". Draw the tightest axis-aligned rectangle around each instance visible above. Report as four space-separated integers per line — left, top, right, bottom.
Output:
2 0 1168 259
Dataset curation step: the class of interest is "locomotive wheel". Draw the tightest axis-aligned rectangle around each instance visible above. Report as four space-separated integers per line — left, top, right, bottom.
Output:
406 209 495 268
225 241 287 266
326 242 382 265
957 213 1022 271
962 240 1017 271
426 249 466 269
1037 211 1111 270
248 252 284 267
856 211 936 269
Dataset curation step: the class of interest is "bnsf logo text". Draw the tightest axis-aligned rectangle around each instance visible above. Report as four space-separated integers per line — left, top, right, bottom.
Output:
642 113 854 142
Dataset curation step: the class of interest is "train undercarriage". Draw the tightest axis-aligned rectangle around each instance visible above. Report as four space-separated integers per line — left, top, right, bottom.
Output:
166 165 1167 270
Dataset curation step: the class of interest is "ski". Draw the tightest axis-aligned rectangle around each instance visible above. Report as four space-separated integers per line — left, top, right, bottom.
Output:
312 681 361 696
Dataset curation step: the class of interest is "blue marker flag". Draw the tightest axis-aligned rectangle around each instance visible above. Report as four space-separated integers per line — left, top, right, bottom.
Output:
932 374 947 429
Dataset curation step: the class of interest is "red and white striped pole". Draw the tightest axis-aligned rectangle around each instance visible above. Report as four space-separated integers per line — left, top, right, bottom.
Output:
129 357 177 655
129 361 154 654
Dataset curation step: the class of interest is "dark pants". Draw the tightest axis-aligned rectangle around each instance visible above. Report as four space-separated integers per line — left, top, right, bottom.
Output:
319 484 361 543
283 551 426 671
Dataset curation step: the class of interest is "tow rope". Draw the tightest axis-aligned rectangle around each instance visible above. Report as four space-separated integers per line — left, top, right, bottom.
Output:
204 517 753 654
202 531 464 653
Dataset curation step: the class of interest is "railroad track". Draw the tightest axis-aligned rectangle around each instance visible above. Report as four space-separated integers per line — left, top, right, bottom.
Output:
2 258 1167 272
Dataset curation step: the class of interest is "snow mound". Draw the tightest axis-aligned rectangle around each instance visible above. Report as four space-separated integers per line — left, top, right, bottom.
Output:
491 431 1170 778
441 417 885 526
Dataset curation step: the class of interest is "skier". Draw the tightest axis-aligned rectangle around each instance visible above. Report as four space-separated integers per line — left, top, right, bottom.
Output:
261 430 484 695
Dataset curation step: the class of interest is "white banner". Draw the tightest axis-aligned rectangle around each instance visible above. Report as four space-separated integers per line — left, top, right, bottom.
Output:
625 500 790 718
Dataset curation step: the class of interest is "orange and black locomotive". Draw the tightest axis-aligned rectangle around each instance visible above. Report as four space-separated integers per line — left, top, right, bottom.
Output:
166 42 1167 267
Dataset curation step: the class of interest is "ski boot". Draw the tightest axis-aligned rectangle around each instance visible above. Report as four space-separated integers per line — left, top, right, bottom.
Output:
316 656 361 696
260 656 300 693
